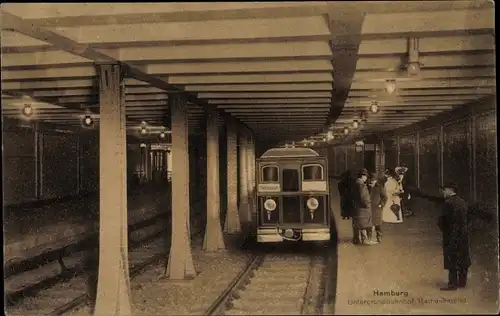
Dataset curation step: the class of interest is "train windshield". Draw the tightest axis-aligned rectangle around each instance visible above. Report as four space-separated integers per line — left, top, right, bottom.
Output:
282 169 300 192
262 166 279 182
302 164 324 181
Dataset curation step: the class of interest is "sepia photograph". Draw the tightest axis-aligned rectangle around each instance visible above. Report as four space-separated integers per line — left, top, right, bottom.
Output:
1 2 498 315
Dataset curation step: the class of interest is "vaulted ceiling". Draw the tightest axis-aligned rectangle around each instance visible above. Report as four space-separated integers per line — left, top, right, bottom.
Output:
1 2 495 147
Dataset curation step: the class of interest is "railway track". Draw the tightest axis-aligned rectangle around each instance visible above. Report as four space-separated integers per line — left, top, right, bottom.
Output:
206 249 328 315
5 200 206 316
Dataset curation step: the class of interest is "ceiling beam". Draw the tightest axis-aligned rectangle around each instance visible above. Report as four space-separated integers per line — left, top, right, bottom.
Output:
360 8 494 38
357 34 495 55
325 4 365 126
350 78 495 90
349 87 495 97
0 10 252 134
2 3 330 24
40 16 330 46
185 83 333 92
169 73 334 85
355 53 494 70
199 92 332 98
352 67 496 82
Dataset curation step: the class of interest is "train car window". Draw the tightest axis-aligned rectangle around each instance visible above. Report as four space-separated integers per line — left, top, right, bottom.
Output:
282 169 300 192
302 164 324 181
261 165 279 182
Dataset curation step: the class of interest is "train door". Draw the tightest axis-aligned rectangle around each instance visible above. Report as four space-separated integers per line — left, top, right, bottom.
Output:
281 163 301 223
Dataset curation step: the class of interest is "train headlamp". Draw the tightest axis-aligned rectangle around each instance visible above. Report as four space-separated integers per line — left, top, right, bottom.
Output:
264 198 277 211
306 197 319 211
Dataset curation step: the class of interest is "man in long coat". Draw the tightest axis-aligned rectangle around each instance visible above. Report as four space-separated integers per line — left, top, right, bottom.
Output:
438 183 471 290
367 173 388 243
338 170 355 219
352 168 376 245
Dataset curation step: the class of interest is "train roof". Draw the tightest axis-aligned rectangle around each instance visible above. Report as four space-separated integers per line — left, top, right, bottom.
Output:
260 147 320 158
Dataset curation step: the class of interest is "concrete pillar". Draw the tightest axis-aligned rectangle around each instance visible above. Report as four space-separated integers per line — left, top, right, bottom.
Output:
203 109 226 251
94 62 132 316
165 94 196 280
245 132 256 218
238 131 251 222
224 118 241 233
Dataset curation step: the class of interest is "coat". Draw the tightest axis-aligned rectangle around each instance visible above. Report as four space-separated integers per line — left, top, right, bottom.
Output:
437 195 471 270
338 175 355 218
352 178 372 229
369 181 388 226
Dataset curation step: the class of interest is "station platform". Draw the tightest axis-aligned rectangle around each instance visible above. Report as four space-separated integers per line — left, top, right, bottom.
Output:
328 179 499 315
4 186 171 266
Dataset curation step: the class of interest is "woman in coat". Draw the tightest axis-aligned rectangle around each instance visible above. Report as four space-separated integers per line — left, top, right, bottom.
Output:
382 169 403 223
367 173 388 243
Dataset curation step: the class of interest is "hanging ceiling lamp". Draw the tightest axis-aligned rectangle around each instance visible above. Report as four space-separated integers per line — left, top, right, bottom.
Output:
22 104 34 117
327 131 334 140
385 80 396 94
343 127 349 135
352 120 359 129
83 115 94 127
370 101 380 114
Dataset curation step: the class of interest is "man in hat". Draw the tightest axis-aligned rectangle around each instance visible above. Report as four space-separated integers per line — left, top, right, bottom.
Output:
437 182 471 290
352 168 376 245
367 172 388 243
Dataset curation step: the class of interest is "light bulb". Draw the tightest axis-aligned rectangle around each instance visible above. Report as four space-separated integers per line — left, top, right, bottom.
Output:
370 103 379 114
352 120 359 129
323 137 327 142
83 115 94 126
160 132 165 138
407 62 420 76
327 131 334 140
343 127 349 135
140 127 147 134
310 141 315 146
22 104 33 117
385 80 396 94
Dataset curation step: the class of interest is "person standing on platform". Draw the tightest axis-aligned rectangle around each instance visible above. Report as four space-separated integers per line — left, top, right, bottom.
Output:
396 166 414 217
352 168 376 245
382 169 404 223
438 183 471 291
338 170 355 220
367 173 388 243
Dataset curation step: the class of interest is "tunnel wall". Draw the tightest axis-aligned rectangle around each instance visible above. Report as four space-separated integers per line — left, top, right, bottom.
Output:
329 95 497 214
2 118 144 207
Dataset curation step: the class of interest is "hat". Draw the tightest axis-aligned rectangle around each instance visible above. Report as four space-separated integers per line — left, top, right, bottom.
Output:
441 182 458 192
358 168 369 177
395 166 408 175
369 172 378 180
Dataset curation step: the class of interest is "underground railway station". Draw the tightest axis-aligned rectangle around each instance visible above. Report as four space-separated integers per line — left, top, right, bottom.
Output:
1 2 498 316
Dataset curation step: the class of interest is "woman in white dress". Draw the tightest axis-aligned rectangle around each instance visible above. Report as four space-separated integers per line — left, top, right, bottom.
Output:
382 169 404 223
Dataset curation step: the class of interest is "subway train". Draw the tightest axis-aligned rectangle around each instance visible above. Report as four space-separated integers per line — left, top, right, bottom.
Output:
255 147 332 243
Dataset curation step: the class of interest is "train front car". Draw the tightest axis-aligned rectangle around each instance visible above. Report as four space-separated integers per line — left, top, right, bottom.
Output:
255 147 331 243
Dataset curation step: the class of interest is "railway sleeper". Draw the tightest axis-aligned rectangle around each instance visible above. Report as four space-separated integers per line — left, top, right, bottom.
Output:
257 264 311 272
226 305 302 315
253 269 309 278
244 281 308 292
249 275 309 285
236 288 306 300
